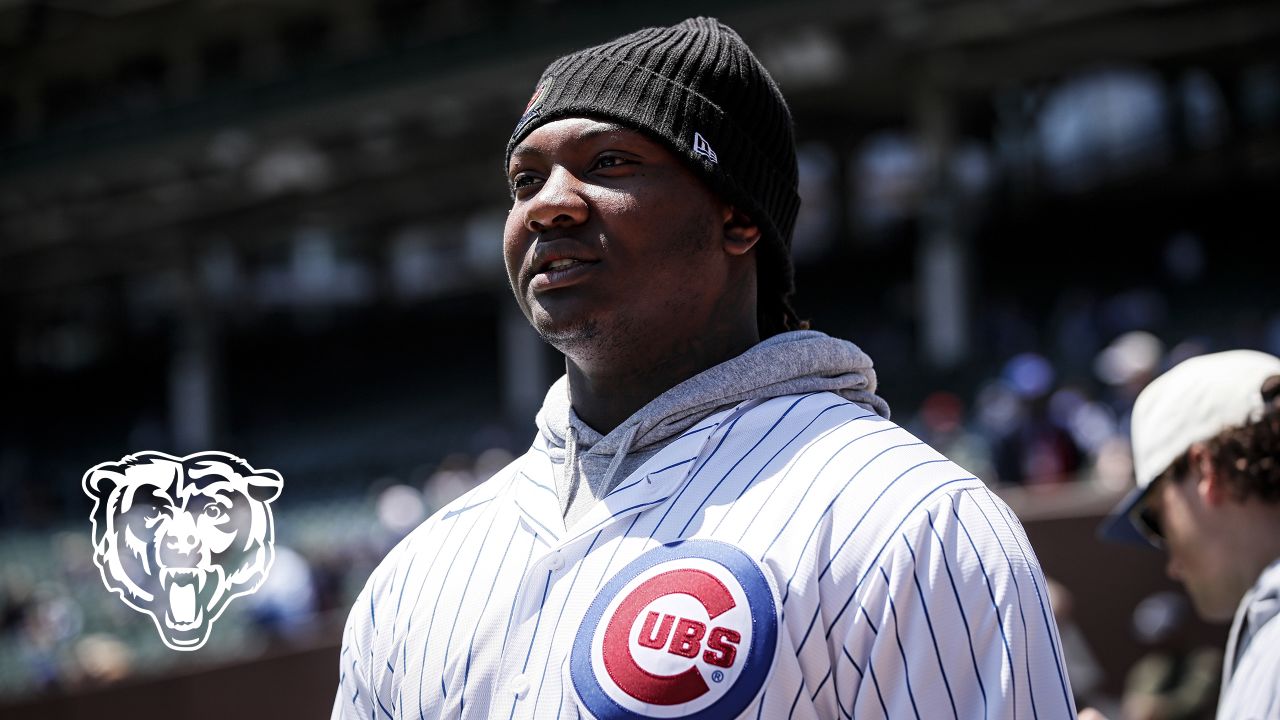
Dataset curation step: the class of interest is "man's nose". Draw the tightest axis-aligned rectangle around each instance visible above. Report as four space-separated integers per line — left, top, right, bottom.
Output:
526 167 588 233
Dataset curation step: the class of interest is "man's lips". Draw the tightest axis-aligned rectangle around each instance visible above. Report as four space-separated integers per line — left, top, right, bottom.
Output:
530 257 599 291
526 241 600 291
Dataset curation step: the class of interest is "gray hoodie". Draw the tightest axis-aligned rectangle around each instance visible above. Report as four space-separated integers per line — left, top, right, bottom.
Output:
535 330 891 527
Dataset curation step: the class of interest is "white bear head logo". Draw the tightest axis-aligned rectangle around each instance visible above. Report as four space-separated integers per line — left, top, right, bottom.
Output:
82 451 283 651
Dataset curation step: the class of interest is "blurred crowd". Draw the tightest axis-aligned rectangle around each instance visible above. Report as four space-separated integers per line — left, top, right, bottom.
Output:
905 297 1280 493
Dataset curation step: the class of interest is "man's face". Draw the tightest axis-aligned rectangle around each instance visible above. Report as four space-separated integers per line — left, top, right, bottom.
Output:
1146 472 1238 621
503 118 740 364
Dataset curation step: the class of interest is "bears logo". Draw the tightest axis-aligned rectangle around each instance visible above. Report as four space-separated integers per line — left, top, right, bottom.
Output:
571 540 778 720
82 451 282 651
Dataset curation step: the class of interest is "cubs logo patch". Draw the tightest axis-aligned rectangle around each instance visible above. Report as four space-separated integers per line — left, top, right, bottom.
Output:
571 540 777 720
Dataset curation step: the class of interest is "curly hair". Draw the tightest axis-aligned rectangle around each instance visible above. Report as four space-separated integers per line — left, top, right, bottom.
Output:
1160 375 1280 503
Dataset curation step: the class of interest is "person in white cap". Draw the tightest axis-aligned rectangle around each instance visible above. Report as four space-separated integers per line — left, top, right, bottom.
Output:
1097 349 1280 718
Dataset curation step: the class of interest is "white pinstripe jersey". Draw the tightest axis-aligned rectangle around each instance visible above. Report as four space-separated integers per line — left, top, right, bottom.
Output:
1218 557 1280 719
333 391 1077 719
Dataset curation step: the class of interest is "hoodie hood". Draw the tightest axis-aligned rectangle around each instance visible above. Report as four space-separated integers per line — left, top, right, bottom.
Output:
535 330 889 524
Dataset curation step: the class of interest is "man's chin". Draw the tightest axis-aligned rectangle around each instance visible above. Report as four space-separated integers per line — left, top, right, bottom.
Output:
531 312 601 350
1187 586 1239 623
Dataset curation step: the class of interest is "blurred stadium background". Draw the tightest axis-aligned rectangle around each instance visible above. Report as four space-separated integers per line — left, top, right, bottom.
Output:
2 0 1278 717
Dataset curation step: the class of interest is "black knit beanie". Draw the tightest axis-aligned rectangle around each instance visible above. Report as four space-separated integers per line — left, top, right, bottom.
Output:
505 17 800 298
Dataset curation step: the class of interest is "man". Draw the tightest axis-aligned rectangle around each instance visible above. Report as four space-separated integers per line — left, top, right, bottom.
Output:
1098 349 1280 718
334 17 1074 719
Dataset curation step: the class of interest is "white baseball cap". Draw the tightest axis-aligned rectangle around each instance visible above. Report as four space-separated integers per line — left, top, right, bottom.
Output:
1099 349 1280 547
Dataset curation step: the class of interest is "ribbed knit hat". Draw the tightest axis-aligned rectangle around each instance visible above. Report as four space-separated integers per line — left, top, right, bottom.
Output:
505 17 800 283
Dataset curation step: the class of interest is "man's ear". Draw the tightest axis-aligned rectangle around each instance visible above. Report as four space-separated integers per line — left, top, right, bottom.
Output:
1190 444 1229 507
722 206 761 257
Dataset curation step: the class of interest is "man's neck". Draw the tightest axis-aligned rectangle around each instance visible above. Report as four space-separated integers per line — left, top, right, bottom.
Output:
1225 503 1280 601
565 329 759 435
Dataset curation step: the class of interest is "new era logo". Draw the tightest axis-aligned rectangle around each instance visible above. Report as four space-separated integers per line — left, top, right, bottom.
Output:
693 132 718 164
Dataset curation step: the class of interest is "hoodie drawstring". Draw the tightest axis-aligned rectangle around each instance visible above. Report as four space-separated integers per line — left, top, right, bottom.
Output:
561 424 580 515
599 423 640 494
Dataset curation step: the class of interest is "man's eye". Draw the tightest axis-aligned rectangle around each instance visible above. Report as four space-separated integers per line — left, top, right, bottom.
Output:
593 155 630 170
203 504 226 520
511 173 540 191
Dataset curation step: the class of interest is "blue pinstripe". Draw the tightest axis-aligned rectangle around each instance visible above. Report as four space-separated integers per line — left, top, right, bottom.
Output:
415 506 494 719
819 475 975 645
926 505 989 718
575 496 668 546
709 401 864 537
504 570 554 720
863 617 890 720
460 517 524 712
790 464 961 656
982 494 1074 717
591 514 645 592
721 404 870 538
648 411 749 534
768 430 911 604
440 497 496 520
901 532 960 720
880 567 922 720
754 689 769 720
440 504 505 697
676 421 718 440
608 456 693 496
749 423 899 560
677 393 818 536
497 534 538 659
838 647 864 719
809 668 832 700
788 674 810 718
951 497 1020 720
530 530 605 714
817 456 950 589
518 472 557 499
513 498 561 541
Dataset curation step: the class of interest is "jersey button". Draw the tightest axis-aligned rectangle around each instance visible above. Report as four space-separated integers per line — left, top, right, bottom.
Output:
512 673 530 699
546 552 564 571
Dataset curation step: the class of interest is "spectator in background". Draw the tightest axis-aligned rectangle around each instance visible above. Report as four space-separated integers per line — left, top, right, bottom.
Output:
1047 578 1108 713
1094 350 1280 718
1120 592 1219 720
244 544 318 645
911 390 997 484
986 353 1083 485
1094 330 1164 437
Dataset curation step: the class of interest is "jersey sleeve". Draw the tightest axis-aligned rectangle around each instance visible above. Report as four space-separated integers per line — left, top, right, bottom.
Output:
837 486 1076 719
331 535 415 720
332 576 376 720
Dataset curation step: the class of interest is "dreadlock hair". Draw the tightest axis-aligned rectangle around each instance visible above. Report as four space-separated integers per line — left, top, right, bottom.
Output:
754 236 809 339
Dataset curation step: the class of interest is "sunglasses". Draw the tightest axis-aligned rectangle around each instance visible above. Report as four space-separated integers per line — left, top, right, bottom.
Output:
1131 478 1165 548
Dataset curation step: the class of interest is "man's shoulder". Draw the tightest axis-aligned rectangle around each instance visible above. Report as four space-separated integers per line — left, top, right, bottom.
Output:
734 391 989 514
1223 616 1280 715
741 390 886 436
368 455 528 576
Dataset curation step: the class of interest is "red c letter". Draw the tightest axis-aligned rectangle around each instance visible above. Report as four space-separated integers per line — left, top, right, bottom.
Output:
600 569 736 705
